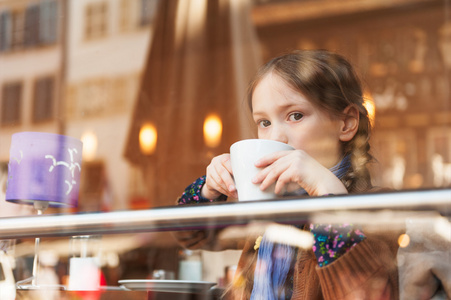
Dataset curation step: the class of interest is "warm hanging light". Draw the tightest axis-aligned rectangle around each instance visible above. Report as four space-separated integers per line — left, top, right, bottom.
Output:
398 234 410 248
203 114 222 148
363 92 376 128
81 131 98 161
139 123 157 155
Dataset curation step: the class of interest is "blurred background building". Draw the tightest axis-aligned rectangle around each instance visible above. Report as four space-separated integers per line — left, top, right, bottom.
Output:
63 0 156 211
0 0 156 213
0 0 65 216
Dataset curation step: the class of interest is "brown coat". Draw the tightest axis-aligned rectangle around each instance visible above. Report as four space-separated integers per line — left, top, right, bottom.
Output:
231 228 401 300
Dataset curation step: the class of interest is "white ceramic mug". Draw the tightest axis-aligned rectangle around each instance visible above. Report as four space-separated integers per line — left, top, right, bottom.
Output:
230 139 294 201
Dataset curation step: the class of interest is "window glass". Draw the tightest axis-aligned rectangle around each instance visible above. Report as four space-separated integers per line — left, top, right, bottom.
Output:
32 76 54 123
11 10 25 50
1 82 22 126
139 0 158 26
0 0 449 298
85 2 108 40
24 5 39 47
39 0 58 45
0 11 12 52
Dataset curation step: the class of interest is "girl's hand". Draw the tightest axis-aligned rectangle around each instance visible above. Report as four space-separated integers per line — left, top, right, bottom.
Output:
252 150 348 196
201 154 238 200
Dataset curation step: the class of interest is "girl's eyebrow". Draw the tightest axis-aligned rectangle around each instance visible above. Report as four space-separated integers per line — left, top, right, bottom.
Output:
252 110 266 117
253 103 305 117
252 113 266 122
280 103 305 110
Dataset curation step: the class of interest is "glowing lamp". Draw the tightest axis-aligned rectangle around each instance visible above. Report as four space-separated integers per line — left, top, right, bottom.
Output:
203 114 222 148
139 123 157 155
5 131 82 289
6 132 83 209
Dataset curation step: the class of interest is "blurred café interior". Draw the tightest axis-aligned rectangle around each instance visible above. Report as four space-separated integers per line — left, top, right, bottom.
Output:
0 0 450 298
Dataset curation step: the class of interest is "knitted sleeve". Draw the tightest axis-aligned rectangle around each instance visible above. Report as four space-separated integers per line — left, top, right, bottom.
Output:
178 175 227 205
310 223 366 267
174 176 228 251
315 235 400 299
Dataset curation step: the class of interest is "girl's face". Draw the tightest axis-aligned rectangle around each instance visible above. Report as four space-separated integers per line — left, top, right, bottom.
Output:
252 72 344 168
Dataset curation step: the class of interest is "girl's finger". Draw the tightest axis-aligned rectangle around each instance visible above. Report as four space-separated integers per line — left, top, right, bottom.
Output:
253 154 290 184
215 155 237 198
205 154 238 198
207 167 228 195
254 150 291 168
274 171 294 195
258 165 283 192
208 174 230 196
259 155 298 192
222 156 234 177
252 166 271 184
218 158 236 193
213 163 237 196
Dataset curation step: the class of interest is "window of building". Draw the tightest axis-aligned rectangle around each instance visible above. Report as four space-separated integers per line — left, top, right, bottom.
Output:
25 1 58 47
32 76 55 123
24 4 39 47
79 161 106 212
1 82 22 126
0 1 58 52
11 10 25 50
139 0 158 27
119 0 138 32
119 0 156 32
39 0 58 45
0 11 12 52
85 2 108 40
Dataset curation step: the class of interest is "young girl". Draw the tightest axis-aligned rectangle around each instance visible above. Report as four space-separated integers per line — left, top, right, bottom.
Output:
177 50 400 299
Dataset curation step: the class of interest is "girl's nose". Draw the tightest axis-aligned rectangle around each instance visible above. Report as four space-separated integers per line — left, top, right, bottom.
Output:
270 127 288 144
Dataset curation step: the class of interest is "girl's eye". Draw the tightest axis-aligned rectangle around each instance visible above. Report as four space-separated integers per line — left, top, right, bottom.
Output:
289 113 303 121
258 120 271 128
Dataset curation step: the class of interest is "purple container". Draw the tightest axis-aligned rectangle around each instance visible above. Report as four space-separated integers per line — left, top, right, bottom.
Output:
5 132 83 208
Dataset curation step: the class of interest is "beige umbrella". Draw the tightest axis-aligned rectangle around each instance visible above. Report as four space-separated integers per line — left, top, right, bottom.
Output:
124 0 261 207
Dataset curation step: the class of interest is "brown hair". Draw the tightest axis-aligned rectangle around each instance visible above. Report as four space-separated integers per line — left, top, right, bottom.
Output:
247 49 373 193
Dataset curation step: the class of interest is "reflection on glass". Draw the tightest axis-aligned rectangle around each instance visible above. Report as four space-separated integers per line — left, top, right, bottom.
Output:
363 92 376 128
81 131 98 162
0 0 449 298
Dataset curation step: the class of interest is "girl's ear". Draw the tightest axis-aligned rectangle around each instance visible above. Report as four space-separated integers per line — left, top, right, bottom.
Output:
339 105 359 142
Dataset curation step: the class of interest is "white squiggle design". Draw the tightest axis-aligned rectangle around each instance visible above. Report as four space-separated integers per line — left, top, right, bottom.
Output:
12 150 24 164
45 148 81 195
7 150 23 187
65 180 77 195
7 164 12 190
